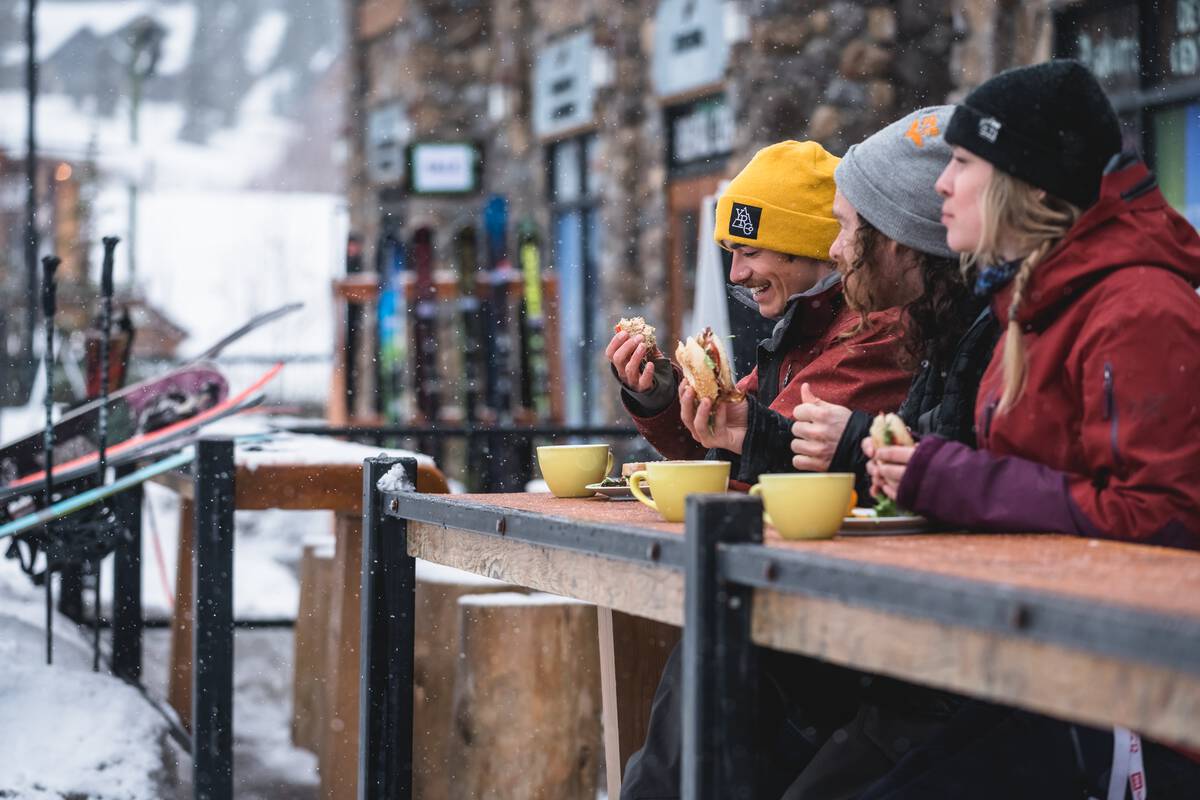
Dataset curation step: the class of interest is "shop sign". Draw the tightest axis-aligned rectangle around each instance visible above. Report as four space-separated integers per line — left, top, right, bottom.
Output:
533 30 596 138
651 0 730 98
668 94 734 170
366 102 411 185
407 142 481 194
1165 0 1200 83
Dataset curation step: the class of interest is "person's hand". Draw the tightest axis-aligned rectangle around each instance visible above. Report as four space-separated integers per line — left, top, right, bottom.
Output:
605 330 655 392
679 384 748 454
790 383 853 471
863 437 916 501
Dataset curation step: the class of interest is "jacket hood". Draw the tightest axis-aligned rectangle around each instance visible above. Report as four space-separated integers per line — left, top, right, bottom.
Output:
1006 154 1200 326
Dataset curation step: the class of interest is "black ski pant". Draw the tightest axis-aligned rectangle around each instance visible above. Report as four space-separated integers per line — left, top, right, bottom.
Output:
619 644 1200 799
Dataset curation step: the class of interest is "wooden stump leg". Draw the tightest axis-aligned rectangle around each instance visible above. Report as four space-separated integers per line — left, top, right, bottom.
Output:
320 512 362 800
293 540 335 753
413 563 515 800
450 592 602 799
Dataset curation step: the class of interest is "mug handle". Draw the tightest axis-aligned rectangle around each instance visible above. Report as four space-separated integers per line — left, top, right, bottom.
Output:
847 489 858 516
629 470 657 512
748 484 775 528
606 449 614 478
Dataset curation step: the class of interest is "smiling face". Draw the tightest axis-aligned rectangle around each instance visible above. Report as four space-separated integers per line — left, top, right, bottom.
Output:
935 146 995 254
723 244 829 318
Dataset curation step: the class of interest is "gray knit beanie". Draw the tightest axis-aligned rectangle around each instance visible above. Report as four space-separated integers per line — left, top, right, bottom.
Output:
834 105 955 259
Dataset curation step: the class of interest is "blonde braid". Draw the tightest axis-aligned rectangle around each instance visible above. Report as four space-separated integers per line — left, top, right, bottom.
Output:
964 170 1082 412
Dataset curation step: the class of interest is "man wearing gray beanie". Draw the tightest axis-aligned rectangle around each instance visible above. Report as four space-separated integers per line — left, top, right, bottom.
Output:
772 106 1005 798
789 105 999 499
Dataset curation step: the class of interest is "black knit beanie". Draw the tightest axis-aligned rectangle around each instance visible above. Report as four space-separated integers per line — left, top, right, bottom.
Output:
945 60 1122 209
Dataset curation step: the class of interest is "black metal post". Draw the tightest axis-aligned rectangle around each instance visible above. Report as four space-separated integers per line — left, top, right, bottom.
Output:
23 0 38 368
111 464 143 680
359 456 417 800
682 494 763 800
193 439 235 800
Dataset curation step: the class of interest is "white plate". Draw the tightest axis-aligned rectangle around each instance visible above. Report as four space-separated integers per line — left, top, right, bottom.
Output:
586 482 650 501
839 512 931 535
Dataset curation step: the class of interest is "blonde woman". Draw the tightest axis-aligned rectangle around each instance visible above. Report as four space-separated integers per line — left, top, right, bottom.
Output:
858 60 1200 799
869 61 1200 551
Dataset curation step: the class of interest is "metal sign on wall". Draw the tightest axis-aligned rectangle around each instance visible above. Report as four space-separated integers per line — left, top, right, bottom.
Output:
652 0 730 98
668 94 734 171
532 29 596 138
407 142 482 194
366 102 411 185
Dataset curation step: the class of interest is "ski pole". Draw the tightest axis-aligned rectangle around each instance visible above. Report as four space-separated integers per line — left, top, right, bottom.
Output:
94 236 119 671
97 237 118 479
41 254 60 665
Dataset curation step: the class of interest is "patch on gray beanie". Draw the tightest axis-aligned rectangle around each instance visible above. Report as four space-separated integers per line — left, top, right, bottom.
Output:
834 105 956 259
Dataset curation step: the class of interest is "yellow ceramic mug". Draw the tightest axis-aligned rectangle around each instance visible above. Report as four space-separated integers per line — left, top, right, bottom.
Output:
748 473 856 540
536 444 613 498
628 460 731 522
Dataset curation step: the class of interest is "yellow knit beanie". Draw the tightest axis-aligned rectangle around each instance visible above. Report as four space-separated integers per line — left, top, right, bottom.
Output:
714 140 840 261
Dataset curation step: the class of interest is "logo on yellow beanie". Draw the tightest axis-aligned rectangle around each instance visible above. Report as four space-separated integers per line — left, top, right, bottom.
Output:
730 203 761 239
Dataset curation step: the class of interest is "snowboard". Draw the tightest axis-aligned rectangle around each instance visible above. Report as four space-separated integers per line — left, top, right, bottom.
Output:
0 365 227 485
0 363 282 515
0 301 301 482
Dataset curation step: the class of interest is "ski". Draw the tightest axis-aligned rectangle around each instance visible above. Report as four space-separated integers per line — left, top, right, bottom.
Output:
454 224 484 426
0 448 194 541
411 227 441 425
482 194 514 424
377 231 409 422
517 220 551 422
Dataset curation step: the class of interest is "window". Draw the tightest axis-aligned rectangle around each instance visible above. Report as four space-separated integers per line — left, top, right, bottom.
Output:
1058 0 1200 225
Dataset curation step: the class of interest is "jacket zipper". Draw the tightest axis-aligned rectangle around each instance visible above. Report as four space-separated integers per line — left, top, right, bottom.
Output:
1102 362 1125 471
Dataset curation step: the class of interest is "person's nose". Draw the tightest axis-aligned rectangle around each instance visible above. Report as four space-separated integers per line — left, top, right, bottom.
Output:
935 163 953 198
729 252 751 284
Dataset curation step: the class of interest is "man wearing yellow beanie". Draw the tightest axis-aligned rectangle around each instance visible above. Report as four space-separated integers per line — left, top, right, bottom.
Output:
608 140 911 492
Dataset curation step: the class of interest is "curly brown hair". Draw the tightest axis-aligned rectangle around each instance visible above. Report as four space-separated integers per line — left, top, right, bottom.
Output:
840 214 976 372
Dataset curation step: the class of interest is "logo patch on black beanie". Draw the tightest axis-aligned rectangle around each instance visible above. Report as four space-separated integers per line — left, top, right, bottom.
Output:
729 202 762 239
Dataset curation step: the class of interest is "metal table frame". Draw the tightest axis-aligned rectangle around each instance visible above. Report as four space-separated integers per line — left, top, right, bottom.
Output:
361 455 1200 799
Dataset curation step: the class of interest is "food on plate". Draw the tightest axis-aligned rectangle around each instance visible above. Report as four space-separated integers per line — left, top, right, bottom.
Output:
615 317 661 357
621 462 648 479
599 476 628 488
674 326 744 403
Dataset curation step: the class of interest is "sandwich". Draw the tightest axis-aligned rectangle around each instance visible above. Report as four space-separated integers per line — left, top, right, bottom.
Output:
615 317 661 358
674 327 743 403
869 412 913 516
869 412 914 448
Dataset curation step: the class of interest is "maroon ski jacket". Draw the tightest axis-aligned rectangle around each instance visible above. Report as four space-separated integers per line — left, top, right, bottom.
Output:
899 157 1200 549
622 280 911 484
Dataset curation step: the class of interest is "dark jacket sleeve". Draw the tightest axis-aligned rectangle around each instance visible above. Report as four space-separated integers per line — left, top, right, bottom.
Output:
729 396 799 484
897 436 1108 538
616 361 708 461
830 410 874 500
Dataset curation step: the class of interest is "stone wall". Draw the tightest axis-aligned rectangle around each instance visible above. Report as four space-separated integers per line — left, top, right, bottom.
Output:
343 0 1055 423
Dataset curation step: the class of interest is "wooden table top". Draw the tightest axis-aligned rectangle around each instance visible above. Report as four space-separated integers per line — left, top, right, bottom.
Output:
432 493 1200 622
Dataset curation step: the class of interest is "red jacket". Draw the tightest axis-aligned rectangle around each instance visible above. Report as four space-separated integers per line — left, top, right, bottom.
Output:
623 280 911 484
899 157 1200 548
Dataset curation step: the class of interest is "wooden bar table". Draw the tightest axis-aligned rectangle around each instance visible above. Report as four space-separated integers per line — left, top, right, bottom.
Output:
153 434 447 800
361 467 1200 799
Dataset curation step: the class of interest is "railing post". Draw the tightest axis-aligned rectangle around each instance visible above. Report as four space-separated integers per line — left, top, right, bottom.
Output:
193 438 235 800
682 493 763 800
111 464 144 680
359 456 417 800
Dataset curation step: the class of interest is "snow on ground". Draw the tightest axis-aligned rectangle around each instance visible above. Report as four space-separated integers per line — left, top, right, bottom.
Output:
0 555 171 799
